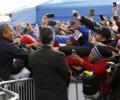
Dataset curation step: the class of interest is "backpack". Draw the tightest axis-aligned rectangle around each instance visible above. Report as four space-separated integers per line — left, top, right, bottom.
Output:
82 71 100 95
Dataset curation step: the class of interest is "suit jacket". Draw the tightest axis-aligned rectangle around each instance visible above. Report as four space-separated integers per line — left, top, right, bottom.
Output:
109 68 120 100
0 37 28 80
29 45 71 100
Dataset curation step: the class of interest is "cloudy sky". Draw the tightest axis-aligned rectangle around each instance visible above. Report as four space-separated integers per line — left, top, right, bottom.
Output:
0 0 119 22
0 0 50 22
0 0 51 14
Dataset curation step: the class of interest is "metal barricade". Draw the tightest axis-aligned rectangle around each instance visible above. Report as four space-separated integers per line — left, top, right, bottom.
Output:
0 87 19 100
0 78 34 100
0 78 100 100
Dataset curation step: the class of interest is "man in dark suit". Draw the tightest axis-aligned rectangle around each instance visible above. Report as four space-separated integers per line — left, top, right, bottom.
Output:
0 23 38 80
29 26 71 100
0 24 29 80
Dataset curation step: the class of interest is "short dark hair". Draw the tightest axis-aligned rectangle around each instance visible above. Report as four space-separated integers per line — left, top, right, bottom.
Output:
0 24 9 37
39 26 54 44
95 27 111 39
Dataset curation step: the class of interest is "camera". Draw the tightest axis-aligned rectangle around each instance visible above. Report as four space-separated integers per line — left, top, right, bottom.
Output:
89 9 94 17
113 2 117 7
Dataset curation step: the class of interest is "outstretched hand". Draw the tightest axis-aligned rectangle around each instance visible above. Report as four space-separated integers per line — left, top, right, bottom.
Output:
41 15 49 27
72 54 84 64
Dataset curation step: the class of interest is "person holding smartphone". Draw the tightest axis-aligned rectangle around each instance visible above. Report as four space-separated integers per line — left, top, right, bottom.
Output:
112 2 118 16
88 9 94 20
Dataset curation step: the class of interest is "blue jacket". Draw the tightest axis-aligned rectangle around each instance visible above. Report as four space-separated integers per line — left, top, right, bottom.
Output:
55 35 71 44
80 27 93 48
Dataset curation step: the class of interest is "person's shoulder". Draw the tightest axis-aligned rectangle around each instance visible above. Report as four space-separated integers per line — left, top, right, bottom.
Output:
53 49 65 57
0 38 9 47
29 49 41 59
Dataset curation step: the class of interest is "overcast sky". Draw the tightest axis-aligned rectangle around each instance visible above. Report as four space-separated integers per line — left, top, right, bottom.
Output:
0 0 119 22
0 0 50 14
0 0 50 22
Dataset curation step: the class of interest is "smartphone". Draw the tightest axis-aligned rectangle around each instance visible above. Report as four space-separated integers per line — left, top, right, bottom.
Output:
113 2 117 7
46 13 55 18
48 21 57 26
99 15 105 21
90 9 94 16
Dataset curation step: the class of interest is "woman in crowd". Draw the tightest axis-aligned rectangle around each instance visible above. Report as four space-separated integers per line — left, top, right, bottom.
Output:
66 45 113 100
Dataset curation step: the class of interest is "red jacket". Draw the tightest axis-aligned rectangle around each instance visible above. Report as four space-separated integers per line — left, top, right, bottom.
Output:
66 56 109 93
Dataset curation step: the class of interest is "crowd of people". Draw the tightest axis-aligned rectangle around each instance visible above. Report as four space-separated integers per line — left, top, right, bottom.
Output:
0 2 120 100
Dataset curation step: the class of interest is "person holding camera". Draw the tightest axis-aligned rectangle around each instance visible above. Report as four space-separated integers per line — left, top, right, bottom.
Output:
112 2 118 16
72 10 117 47
88 27 115 47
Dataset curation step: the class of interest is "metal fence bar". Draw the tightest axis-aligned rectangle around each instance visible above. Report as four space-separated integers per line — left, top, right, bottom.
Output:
0 87 19 100
76 83 78 100
0 78 83 100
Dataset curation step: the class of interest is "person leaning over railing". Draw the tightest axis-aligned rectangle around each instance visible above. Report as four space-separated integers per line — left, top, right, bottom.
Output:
66 45 113 100
0 24 38 81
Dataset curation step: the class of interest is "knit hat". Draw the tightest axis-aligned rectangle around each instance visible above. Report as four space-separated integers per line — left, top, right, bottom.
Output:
94 27 111 39
91 45 113 59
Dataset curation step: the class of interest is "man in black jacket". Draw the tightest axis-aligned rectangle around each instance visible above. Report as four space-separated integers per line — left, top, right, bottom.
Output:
109 67 120 100
0 24 29 80
72 11 117 47
29 26 71 100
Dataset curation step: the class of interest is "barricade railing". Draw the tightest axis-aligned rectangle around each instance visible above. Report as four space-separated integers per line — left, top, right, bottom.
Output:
0 87 19 100
0 78 34 100
0 78 103 100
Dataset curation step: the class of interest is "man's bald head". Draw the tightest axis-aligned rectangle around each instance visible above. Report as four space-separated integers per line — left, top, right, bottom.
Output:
0 24 14 42
0 24 10 37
